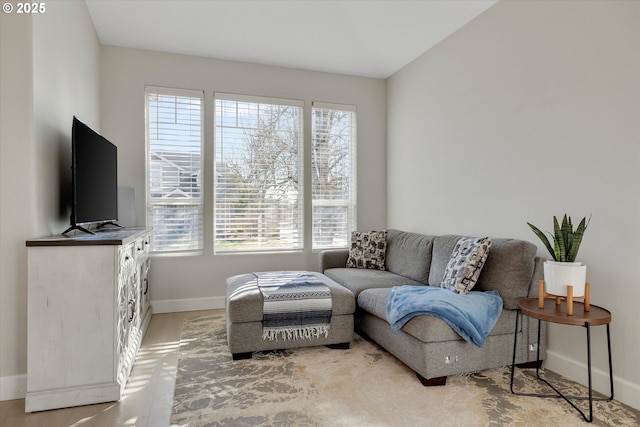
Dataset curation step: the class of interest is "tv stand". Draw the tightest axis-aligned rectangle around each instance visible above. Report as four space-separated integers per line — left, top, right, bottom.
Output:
61 221 123 235
97 221 124 229
61 224 96 235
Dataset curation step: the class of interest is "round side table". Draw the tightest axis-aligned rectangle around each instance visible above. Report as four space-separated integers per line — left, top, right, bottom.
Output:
510 298 613 423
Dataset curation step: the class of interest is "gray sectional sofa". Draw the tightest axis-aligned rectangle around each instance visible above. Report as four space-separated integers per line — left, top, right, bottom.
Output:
320 229 546 385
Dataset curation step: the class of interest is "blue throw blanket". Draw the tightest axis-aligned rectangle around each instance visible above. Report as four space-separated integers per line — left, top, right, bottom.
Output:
386 286 503 348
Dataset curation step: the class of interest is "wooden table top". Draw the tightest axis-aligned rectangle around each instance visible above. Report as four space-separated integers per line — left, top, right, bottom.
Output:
518 298 611 326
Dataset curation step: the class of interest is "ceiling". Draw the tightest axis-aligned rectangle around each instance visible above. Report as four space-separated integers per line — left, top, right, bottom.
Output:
85 0 497 79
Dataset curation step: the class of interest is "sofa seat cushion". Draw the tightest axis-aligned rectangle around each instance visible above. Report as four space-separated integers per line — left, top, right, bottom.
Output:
357 287 516 344
429 235 537 309
226 272 356 323
323 268 424 297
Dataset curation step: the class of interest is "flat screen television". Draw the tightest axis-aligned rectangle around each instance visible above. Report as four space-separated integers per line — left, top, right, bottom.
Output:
63 117 121 235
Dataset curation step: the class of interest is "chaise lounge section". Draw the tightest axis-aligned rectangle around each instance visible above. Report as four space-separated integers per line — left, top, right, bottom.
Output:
320 229 546 385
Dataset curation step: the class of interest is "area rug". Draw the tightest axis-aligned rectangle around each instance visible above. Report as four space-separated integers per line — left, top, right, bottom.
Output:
170 313 640 427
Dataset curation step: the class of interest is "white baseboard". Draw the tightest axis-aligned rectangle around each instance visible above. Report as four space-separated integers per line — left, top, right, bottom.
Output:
151 296 226 314
0 374 26 401
545 349 640 411
26 382 120 413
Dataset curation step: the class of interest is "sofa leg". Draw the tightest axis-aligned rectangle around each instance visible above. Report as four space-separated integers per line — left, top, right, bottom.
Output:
326 342 350 350
416 373 447 386
232 352 253 360
516 360 543 369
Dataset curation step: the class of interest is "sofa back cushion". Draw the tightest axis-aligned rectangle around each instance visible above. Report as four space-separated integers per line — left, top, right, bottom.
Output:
428 235 464 285
429 235 537 309
385 229 435 284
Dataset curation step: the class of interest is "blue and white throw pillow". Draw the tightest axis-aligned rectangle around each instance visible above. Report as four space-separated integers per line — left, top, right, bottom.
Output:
441 236 492 294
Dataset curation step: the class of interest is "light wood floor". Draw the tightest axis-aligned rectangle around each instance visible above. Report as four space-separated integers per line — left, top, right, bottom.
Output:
0 309 221 427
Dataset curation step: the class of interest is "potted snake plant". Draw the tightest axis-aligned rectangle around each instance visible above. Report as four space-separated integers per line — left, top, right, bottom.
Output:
527 214 591 297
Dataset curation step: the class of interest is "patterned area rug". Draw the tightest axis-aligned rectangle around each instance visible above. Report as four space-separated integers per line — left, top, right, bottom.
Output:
171 313 639 427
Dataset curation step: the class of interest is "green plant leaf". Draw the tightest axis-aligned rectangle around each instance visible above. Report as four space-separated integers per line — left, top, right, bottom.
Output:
527 222 556 260
553 216 567 262
567 215 591 262
528 214 590 262
565 215 574 255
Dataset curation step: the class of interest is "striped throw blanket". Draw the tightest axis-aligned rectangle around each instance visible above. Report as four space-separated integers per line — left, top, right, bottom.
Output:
255 271 332 342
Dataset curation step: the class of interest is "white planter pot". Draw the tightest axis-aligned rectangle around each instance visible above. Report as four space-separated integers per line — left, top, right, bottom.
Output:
543 261 587 297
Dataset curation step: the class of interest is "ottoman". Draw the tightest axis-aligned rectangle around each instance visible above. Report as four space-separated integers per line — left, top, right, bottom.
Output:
226 271 356 359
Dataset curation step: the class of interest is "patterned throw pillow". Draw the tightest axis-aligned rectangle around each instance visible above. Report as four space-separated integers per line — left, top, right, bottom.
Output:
346 230 387 270
441 236 492 294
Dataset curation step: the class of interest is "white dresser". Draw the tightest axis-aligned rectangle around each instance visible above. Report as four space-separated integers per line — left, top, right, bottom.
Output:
25 228 152 412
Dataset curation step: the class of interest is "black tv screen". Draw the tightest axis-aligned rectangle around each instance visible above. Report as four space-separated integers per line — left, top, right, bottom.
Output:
66 117 118 233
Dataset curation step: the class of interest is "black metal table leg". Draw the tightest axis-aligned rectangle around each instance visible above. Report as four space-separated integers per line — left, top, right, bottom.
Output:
509 309 520 393
606 323 615 401
587 322 593 421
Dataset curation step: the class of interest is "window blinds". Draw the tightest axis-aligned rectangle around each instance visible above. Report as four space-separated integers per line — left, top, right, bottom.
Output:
214 93 304 252
311 102 357 249
146 87 204 254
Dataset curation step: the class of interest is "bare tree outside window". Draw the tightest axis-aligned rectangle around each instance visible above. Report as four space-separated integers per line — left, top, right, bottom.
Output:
312 103 357 249
215 96 304 252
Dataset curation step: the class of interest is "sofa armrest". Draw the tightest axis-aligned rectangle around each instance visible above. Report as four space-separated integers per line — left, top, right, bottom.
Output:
319 249 349 272
527 256 546 298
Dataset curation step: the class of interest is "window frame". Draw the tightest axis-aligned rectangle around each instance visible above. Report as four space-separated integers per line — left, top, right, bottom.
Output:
311 101 357 251
213 92 305 254
145 86 205 256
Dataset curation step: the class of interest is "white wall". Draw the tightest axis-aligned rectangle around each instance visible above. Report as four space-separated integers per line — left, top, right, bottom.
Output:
387 0 639 410
0 0 101 399
32 0 102 236
100 47 387 310
0 10 34 401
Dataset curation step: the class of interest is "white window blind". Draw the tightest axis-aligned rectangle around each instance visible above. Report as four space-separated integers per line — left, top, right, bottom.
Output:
311 102 357 249
146 87 204 254
214 93 304 253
